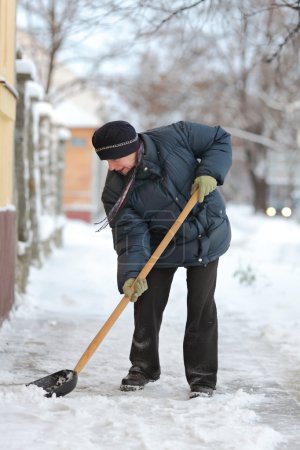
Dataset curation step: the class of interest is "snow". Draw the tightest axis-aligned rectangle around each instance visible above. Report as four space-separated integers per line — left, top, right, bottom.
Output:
25 80 44 101
17 240 30 256
58 127 72 141
16 59 37 79
32 101 65 127
0 205 300 449
0 204 16 212
39 214 65 241
222 206 300 357
34 101 53 118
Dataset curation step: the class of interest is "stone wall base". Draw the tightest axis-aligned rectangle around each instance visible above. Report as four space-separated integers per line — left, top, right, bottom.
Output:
0 210 16 324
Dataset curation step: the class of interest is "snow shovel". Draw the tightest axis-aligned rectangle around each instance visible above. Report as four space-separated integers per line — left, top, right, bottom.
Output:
27 191 199 397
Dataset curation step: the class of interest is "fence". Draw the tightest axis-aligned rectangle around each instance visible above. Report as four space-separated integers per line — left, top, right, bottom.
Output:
14 58 69 294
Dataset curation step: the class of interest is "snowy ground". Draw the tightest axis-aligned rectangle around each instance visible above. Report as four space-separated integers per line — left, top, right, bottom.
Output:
0 205 300 450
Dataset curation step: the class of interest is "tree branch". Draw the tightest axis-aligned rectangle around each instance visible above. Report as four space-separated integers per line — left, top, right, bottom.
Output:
264 22 300 62
136 0 207 36
224 126 295 153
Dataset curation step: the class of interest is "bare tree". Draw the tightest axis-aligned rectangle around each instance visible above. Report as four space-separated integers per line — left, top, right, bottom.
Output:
18 0 218 102
243 0 300 62
19 0 300 211
18 0 134 100
131 0 300 60
19 0 300 100
111 0 299 211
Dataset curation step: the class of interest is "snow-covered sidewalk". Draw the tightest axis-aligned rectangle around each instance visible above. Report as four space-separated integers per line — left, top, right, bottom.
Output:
0 205 300 450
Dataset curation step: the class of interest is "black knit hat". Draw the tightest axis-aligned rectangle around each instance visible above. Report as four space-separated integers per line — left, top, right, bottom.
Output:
92 120 139 160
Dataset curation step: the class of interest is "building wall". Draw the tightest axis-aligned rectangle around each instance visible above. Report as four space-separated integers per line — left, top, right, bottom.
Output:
0 0 17 323
63 127 97 222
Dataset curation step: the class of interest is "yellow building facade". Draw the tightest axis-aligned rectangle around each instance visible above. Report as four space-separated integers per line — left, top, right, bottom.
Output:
0 0 17 322
0 0 17 206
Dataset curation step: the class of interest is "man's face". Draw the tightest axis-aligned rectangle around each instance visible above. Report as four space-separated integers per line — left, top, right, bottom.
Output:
106 152 137 176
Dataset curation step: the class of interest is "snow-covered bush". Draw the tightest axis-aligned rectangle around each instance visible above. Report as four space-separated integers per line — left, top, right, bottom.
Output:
233 265 256 286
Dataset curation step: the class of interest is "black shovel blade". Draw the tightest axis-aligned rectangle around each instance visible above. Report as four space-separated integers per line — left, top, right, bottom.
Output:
27 369 78 398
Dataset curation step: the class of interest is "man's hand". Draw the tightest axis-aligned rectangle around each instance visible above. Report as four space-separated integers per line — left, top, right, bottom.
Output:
122 278 148 302
191 175 217 203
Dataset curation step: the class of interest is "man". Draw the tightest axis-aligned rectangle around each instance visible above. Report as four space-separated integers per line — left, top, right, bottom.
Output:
92 120 232 398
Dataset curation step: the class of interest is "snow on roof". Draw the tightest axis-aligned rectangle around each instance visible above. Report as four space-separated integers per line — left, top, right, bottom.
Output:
54 101 100 128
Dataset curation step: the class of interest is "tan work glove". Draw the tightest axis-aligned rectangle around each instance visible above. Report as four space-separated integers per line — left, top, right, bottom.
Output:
191 175 217 203
122 278 148 302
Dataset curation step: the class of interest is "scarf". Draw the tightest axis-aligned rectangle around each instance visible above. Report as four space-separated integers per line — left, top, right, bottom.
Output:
95 143 144 232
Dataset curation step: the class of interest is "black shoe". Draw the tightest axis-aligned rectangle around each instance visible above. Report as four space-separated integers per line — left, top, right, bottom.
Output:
120 367 157 392
190 385 214 399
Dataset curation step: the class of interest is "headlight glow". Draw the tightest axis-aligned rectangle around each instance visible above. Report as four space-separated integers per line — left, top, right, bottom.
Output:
281 207 292 217
266 207 276 217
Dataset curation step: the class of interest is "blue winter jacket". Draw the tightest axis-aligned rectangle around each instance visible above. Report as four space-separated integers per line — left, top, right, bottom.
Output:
101 121 232 292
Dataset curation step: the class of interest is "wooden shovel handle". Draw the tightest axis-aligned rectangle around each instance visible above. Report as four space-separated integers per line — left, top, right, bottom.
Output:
74 191 198 374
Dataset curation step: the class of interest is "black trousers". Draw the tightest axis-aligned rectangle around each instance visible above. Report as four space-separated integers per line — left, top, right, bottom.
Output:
129 259 219 389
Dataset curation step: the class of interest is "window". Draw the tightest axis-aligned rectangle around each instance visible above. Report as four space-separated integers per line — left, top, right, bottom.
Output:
72 137 86 148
